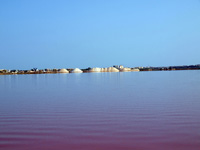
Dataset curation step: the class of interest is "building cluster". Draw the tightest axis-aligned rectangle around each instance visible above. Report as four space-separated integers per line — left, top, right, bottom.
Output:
1 64 200 75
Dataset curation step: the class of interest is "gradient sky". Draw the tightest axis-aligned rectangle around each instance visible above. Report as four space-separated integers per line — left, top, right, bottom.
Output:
0 0 200 69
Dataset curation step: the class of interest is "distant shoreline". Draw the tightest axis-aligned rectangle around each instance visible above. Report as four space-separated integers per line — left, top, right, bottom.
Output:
1 65 200 75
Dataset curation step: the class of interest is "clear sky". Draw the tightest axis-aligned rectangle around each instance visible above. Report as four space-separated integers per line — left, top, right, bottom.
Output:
0 0 200 69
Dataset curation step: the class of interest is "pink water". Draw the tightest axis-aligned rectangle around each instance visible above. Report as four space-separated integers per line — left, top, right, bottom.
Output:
0 71 200 150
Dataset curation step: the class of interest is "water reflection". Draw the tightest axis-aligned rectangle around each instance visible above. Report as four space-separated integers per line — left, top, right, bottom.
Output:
0 71 200 150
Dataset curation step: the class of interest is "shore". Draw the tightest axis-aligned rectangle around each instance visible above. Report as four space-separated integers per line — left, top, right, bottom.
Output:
0 64 200 75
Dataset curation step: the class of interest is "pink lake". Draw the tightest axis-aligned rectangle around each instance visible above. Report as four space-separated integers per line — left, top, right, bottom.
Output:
0 71 200 150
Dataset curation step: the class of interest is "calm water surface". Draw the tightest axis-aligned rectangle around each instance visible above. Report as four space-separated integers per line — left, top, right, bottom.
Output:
0 71 200 150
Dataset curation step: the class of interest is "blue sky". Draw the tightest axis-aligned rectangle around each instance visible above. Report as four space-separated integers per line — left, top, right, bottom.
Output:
0 0 200 69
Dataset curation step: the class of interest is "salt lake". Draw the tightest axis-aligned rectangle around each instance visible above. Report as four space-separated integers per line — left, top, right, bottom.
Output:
0 70 200 150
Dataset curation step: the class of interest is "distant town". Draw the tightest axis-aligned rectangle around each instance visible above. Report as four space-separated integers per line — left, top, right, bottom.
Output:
0 64 200 75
